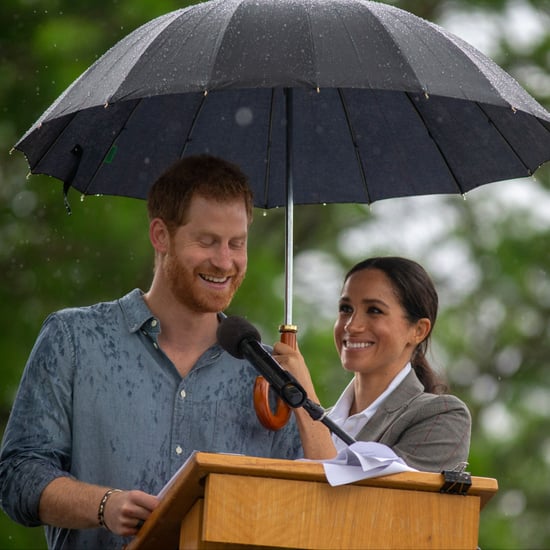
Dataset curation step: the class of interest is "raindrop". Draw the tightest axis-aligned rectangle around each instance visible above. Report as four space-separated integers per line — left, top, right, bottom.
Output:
11 190 37 218
235 107 253 127
498 489 526 517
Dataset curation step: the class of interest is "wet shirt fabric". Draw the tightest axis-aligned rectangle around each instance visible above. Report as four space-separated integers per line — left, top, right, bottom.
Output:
0 289 302 549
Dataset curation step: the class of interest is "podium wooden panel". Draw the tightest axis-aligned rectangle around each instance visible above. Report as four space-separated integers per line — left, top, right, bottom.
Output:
127 452 498 550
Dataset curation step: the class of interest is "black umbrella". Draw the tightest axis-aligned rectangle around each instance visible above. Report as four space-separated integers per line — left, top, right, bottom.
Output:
13 0 550 430
13 0 550 328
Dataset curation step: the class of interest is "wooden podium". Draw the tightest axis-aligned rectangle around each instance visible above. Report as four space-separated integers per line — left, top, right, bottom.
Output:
127 452 497 550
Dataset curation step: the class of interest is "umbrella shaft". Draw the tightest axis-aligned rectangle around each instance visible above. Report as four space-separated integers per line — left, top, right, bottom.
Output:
285 88 294 326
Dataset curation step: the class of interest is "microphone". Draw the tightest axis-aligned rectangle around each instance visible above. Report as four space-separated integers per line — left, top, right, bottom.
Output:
217 315 307 408
216 315 356 446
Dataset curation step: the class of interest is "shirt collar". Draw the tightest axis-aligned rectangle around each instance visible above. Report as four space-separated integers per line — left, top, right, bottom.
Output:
330 362 412 423
118 289 156 333
117 288 228 339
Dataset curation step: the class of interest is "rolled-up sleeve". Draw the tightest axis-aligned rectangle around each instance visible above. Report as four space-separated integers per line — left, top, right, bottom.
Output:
0 314 74 525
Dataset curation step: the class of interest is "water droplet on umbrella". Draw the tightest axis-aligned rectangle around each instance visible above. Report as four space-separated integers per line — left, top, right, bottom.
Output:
235 107 253 126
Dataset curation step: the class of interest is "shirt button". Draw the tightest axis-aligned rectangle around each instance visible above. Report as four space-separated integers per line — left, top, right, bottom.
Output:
175 445 183 455
180 389 187 399
151 319 158 327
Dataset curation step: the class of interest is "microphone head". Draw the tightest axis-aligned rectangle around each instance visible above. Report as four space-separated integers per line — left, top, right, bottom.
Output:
216 315 262 359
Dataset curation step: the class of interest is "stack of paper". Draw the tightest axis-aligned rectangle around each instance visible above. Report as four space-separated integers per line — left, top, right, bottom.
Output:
319 441 417 486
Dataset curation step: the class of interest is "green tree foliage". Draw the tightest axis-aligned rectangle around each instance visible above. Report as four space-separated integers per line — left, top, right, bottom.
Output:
1 0 549 548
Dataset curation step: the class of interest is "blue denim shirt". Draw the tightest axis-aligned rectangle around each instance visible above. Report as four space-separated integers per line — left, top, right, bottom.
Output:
0 289 302 549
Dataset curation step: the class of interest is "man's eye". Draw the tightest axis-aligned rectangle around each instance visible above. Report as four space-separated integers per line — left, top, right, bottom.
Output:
230 239 246 249
199 238 215 247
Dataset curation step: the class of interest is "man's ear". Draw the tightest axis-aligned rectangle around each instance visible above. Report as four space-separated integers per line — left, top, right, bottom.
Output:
414 318 431 344
149 218 170 253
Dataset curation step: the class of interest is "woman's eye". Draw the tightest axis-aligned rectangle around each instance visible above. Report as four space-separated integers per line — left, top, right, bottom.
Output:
338 304 352 314
367 306 382 314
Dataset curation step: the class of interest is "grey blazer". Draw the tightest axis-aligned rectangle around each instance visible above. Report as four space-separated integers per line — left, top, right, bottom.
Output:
355 370 471 472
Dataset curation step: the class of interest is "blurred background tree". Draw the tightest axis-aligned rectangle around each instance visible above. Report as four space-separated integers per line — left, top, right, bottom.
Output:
1 0 549 548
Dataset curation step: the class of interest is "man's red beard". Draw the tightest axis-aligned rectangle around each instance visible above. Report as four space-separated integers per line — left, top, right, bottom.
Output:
163 250 245 313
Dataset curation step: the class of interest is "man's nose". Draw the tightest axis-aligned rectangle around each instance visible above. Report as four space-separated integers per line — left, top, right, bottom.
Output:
211 244 233 269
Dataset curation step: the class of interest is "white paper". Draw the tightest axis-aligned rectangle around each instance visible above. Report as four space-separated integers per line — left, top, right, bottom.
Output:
318 441 417 486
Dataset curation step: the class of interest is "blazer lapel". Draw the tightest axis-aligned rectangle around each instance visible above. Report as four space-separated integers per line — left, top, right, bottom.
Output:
354 370 424 442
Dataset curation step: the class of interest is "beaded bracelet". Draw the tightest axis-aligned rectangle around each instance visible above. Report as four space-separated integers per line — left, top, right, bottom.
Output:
98 488 122 531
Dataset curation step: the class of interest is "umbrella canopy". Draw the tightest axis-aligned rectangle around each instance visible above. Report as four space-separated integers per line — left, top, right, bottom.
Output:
14 0 550 430
15 0 550 207
13 0 550 327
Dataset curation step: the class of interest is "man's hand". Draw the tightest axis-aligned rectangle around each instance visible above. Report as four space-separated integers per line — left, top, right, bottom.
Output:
101 489 159 536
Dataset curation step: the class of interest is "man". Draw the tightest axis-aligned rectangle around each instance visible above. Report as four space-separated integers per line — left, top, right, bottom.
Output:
0 155 302 549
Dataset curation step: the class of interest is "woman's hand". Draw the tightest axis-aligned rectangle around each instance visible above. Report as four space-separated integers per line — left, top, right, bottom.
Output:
272 341 315 396
272 341 337 460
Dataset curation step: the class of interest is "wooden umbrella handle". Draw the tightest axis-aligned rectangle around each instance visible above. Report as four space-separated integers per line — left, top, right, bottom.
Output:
253 324 297 430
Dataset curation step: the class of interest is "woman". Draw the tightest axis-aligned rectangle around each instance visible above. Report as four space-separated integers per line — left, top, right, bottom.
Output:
273 256 471 472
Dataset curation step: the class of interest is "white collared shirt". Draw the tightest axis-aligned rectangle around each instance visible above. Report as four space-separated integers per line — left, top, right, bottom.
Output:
328 363 412 452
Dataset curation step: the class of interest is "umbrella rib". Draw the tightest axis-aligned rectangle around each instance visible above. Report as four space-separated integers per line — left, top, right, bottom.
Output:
179 92 208 158
17 111 78 192
262 88 276 208
81 100 143 196
337 88 372 204
404 91 465 195
476 102 533 175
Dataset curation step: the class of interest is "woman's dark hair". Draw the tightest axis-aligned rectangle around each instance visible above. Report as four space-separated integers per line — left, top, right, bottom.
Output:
345 256 448 394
